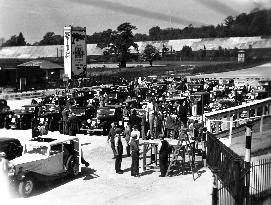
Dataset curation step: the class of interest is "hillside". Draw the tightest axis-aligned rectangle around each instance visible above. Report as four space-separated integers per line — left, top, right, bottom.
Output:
0 36 271 59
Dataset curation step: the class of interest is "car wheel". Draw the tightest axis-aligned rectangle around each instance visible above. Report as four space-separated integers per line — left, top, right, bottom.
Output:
18 177 34 198
68 158 79 177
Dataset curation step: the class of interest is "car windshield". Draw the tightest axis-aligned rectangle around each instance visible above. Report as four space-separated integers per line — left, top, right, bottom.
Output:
24 144 48 155
97 108 115 116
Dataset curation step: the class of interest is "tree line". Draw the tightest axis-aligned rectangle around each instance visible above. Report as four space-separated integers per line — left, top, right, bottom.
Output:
1 8 270 47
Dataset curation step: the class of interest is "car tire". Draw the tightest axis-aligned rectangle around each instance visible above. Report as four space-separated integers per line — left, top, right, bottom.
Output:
18 177 34 198
68 157 79 177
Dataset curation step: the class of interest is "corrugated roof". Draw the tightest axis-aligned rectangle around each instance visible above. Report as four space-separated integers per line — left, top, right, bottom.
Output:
17 59 63 69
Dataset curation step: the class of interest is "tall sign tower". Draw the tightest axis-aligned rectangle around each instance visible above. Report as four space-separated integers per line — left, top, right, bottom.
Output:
64 26 87 79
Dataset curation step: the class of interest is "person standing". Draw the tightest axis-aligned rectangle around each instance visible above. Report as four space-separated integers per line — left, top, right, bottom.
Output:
158 134 171 177
146 98 156 139
61 107 69 135
107 122 117 159
114 128 124 174
123 122 131 157
130 125 140 143
130 134 140 177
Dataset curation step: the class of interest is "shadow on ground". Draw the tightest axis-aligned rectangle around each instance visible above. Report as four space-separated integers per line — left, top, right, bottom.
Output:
11 167 99 198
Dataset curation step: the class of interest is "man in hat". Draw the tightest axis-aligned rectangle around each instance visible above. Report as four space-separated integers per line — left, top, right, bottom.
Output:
158 134 171 177
114 127 124 174
107 122 118 159
130 132 140 177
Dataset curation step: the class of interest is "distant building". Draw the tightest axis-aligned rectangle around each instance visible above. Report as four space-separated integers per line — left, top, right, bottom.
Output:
238 50 246 63
0 59 63 91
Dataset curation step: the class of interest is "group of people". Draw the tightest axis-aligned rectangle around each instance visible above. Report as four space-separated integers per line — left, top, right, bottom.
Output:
107 121 172 177
107 122 141 176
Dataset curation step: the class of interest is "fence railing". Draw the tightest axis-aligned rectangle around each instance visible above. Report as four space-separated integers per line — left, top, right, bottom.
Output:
207 130 271 205
250 158 271 202
206 132 245 201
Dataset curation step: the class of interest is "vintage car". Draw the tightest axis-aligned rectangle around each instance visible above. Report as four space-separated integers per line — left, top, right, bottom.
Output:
88 105 123 135
8 135 81 197
8 105 40 130
70 105 96 122
0 137 23 160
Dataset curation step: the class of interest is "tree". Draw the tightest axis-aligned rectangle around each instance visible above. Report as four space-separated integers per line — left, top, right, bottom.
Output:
97 22 138 68
142 44 160 66
2 32 26 46
38 32 63 45
180 45 193 60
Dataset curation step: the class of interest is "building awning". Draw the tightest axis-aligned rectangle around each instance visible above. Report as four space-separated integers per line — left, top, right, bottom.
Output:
17 60 63 69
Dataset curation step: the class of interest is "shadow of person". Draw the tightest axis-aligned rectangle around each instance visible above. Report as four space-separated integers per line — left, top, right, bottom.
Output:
81 167 99 180
139 170 155 177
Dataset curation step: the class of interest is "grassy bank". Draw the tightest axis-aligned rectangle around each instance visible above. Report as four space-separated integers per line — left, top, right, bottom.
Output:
89 59 270 83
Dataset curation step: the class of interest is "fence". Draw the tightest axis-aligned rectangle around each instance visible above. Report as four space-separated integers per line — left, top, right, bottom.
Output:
0 89 66 101
207 131 271 205
206 132 245 204
250 158 271 203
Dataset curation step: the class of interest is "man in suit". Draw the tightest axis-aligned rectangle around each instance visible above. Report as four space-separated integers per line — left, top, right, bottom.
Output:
114 128 124 174
158 134 171 177
130 133 140 177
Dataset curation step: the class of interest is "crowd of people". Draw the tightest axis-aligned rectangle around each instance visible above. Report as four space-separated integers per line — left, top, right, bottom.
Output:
4 75 267 178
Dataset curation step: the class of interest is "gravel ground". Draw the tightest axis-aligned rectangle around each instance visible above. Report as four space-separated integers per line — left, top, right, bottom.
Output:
2 129 212 205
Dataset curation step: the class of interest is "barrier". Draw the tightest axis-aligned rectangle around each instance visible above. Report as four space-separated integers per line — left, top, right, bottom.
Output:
0 89 66 101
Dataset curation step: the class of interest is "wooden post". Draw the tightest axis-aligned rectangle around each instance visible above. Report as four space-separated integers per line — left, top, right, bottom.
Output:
229 121 233 146
143 143 147 171
212 168 219 205
255 107 258 116
215 121 219 134
236 111 240 127
262 105 266 116
202 127 207 167
227 113 230 129
155 145 158 166
260 115 263 133
142 116 146 140
234 159 242 205
244 121 253 205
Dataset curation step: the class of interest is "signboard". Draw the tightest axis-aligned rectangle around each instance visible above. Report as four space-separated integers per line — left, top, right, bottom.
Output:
64 26 87 79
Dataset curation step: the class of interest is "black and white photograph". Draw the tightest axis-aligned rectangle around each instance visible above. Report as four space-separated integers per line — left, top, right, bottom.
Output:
0 0 271 204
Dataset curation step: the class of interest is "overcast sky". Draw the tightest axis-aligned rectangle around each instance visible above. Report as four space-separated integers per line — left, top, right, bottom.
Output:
0 0 270 43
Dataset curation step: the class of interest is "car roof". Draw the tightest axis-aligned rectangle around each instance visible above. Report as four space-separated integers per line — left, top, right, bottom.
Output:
28 135 79 146
0 137 20 143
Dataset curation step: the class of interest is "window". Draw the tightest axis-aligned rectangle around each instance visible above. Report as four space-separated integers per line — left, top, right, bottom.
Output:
49 144 62 156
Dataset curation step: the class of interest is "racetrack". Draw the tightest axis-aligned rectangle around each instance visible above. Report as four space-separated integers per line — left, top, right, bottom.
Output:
194 62 271 79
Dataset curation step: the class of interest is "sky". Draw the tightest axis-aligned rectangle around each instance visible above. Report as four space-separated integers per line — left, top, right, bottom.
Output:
0 0 271 44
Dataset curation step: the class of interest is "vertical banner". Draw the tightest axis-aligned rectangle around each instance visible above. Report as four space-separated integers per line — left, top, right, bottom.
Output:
64 26 87 79
64 26 72 79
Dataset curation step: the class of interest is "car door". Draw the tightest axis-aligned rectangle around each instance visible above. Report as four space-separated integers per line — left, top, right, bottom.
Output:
45 143 64 175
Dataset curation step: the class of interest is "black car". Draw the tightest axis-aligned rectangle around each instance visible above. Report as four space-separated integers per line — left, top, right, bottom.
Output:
9 105 39 130
90 105 123 135
0 138 23 160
